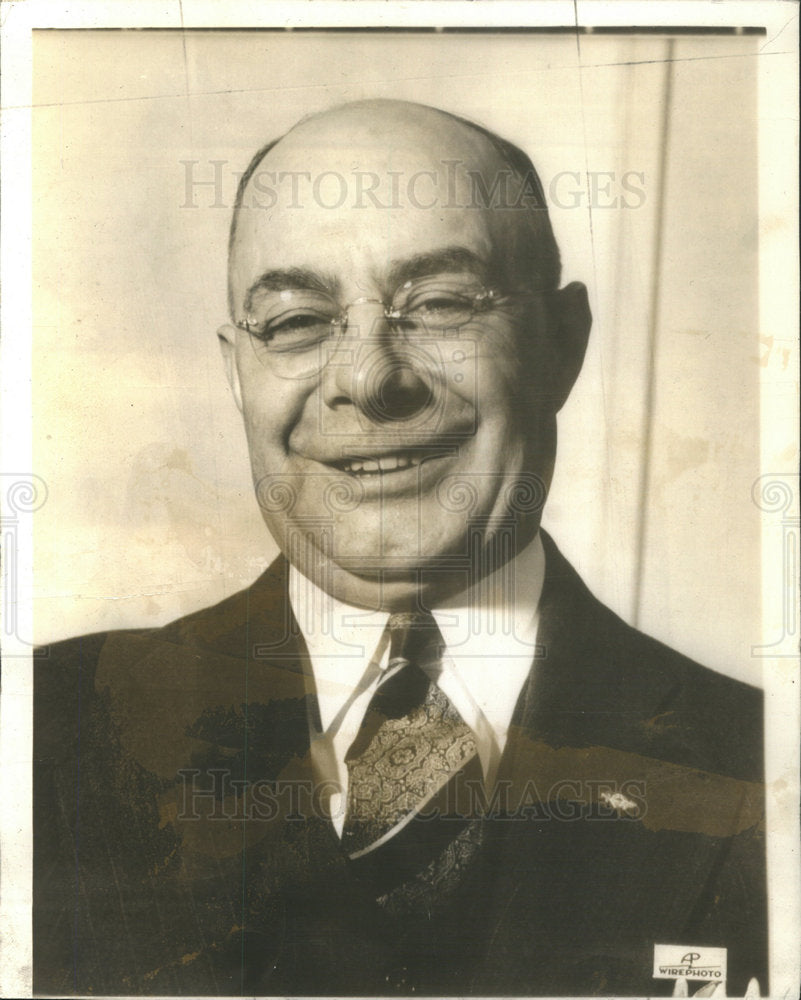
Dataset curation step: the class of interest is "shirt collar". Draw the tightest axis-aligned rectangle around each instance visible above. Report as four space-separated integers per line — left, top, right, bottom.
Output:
289 532 546 739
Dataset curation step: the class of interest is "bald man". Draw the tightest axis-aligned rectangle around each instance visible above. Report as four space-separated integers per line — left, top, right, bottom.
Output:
34 101 767 996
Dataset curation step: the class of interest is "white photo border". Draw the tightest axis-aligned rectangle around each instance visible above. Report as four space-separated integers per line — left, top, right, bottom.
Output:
1 2 798 997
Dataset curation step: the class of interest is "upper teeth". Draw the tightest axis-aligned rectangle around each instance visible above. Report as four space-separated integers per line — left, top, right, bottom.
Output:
341 453 422 474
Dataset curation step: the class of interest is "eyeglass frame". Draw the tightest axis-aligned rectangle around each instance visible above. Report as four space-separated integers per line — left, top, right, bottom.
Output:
233 283 551 343
231 281 552 380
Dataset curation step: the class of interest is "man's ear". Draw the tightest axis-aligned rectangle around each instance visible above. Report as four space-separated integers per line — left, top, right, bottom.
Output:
549 281 591 412
217 325 244 413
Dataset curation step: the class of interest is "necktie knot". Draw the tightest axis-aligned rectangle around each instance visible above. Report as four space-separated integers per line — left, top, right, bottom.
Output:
387 611 443 671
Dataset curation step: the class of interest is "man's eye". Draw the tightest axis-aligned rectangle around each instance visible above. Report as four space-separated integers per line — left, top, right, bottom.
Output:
250 311 334 351
412 294 464 312
273 312 331 333
403 292 473 325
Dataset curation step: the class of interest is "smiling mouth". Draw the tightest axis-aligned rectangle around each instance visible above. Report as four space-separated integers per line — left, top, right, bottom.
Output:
327 449 447 477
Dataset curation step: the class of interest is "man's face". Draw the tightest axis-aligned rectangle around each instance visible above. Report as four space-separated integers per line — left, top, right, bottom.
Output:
220 103 588 609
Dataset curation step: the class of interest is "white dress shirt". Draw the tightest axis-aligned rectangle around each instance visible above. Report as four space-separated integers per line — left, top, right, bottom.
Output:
289 533 545 835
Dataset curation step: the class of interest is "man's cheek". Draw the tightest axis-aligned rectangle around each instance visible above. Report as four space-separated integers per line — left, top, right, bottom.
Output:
471 352 531 417
243 403 286 455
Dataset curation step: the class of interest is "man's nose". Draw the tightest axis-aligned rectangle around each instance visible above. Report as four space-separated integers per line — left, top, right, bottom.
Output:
322 307 435 423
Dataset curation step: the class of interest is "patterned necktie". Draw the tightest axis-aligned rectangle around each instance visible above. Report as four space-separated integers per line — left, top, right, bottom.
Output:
341 611 480 859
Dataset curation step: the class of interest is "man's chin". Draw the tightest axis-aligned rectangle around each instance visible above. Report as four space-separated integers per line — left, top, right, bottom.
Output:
276 526 461 609
330 539 430 577
315 564 456 613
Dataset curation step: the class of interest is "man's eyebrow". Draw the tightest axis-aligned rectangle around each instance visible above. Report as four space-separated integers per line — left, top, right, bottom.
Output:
244 268 340 308
385 247 490 288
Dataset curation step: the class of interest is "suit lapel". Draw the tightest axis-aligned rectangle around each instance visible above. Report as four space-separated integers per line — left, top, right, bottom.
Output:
94 555 350 990
473 533 729 994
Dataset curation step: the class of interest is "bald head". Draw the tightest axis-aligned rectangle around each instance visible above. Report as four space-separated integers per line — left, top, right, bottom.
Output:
227 100 560 316
218 98 591 611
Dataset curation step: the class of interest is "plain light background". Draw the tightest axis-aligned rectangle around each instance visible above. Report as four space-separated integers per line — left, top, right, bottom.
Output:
33 29 761 683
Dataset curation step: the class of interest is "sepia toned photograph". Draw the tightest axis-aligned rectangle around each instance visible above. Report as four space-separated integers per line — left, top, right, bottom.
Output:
1 2 798 998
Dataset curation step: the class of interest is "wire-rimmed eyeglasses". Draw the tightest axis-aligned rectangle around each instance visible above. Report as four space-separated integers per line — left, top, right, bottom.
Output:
234 274 546 379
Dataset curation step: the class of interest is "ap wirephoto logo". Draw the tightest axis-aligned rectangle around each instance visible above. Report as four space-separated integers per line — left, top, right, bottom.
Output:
652 945 728 983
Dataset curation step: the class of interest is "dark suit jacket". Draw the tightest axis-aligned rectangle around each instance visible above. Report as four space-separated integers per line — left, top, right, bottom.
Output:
34 533 767 996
